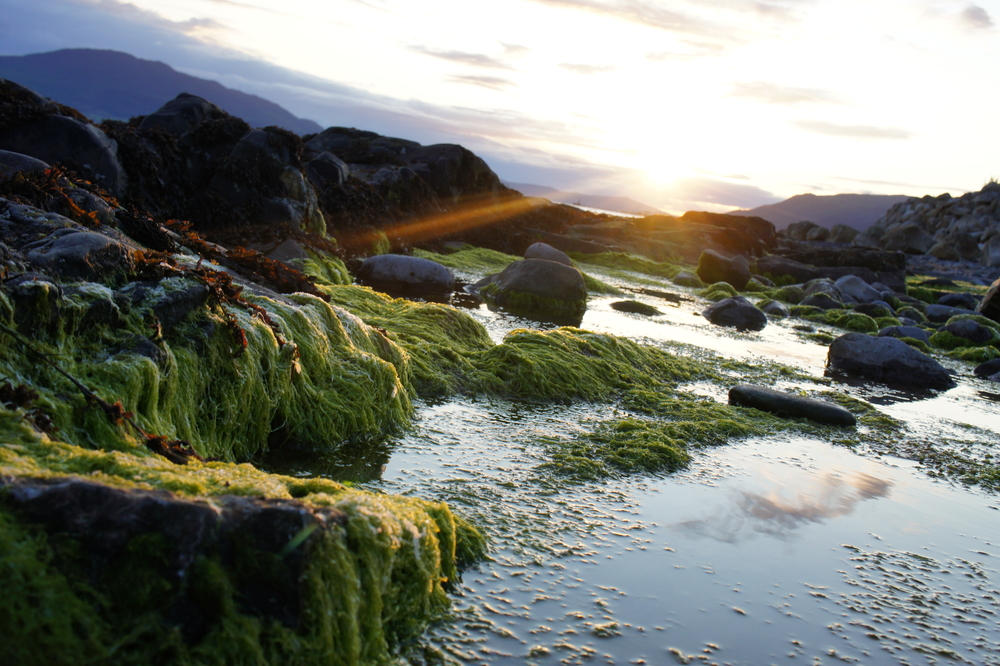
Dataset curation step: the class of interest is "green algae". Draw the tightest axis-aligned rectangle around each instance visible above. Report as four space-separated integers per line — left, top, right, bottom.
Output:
698 281 739 302
770 285 805 303
478 282 588 322
568 252 683 280
301 250 351 286
947 345 1000 363
790 306 880 334
742 278 772 293
906 285 938 304
874 316 901 329
899 337 933 353
610 300 662 316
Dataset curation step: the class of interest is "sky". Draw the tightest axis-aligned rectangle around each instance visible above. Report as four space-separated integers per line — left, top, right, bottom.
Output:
1 0 998 214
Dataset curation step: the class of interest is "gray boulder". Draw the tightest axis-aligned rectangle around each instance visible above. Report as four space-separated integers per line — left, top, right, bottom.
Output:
524 242 572 266
881 223 936 254
755 256 822 283
877 326 931 344
701 296 767 331
834 275 882 304
476 259 587 321
925 304 979 324
729 385 856 426
671 270 704 288
356 254 455 294
760 300 790 317
827 224 859 244
938 292 980 310
937 319 997 345
979 276 1000 323
303 151 350 188
138 93 227 136
827 332 955 389
696 249 751 290
0 149 49 182
799 292 844 310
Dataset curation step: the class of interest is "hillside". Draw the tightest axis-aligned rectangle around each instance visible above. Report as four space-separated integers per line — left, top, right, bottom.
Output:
0 49 322 135
729 192 910 232
505 181 662 215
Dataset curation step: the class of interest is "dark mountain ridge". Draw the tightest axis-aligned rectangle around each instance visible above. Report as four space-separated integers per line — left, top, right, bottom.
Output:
0 48 322 135
730 192 911 232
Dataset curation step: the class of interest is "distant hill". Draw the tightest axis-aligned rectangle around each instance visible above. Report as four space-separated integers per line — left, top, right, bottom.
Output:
729 193 910 232
0 49 323 135
505 181 663 215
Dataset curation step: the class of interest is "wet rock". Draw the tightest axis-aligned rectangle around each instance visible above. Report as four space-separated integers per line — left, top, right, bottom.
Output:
1 274 62 331
853 302 893 319
696 249 751 290
834 275 882 304
760 300 790 317
729 384 856 426
357 254 455 294
896 305 927 322
524 242 572 266
938 319 997 345
924 303 979 324
979 276 1000 323
303 151 350 188
138 93 227 136
23 228 134 281
938 292 980 310
701 296 767 331
671 270 704 288
974 358 1000 378
475 258 587 322
877 325 931 344
799 292 844 310
118 279 210 330
610 300 662 316
0 149 49 182
826 332 955 389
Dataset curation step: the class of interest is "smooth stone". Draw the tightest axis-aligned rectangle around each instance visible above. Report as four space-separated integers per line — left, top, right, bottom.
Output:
701 296 767 332
877 325 931 344
696 249 751 291
938 292 979 310
799 293 844 310
356 254 455 293
761 300 790 317
940 319 996 344
610 300 662 316
524 242 572 266
728 384 856 426
826 332 955 389
925 304 979 324
974 358 1000 378
835 275 883 304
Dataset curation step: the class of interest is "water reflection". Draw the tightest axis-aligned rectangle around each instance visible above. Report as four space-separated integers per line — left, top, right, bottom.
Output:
673 471 893 543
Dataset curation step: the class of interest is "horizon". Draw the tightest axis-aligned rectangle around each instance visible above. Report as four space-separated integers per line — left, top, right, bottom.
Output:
1 0 998 215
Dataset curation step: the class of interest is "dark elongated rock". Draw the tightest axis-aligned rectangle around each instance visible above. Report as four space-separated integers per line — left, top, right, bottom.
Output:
729 384 856 426
827 332 955 389
610 300 662 316
877 325 931 344
701 296 767 331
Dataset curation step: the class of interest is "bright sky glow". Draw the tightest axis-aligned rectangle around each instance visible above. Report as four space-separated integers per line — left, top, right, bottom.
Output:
1 0 998 213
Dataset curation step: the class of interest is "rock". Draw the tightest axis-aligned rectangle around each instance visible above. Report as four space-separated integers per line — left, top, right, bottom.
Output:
925 304 979 324
785 220 823 241
751 273 775 287
524 242 572 266
701 296 767 331
881 223 936 254
983 236 1000 268
896 305 927 322
671 270 704 288
979 276 1000 323
929 231 980 262
805 225 830 242
23 228 134 281
877 325 931 344
696 249 751 290
974 358 1000 378
853 302 893 319
826 332 955 389
303 151 350 188
827 224 859 244
138 93 228 136
475 259 587 322
760 300 790 317
523 228 616 255
610 300 662 316
356 254 455 294
728 385 856 426
755 256 822 283
118 279 211 330
0 149 49 182
834 275 882 304
799 293 844 310
938 292 980 310
938 319 997 345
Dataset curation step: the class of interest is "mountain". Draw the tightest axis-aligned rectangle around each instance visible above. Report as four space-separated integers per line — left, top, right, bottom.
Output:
0 49 323 135
505 181 662 215
729 193 910 232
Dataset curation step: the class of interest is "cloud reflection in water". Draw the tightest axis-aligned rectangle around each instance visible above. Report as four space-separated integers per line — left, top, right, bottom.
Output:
673 471 892 543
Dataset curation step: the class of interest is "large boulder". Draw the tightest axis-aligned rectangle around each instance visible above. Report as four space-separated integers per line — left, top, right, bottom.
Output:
877 325 931 344
834 275 882 304
785 220 823 241
924 304 979 324
701 296 767 331
755 255 822 283
696 249 751 290
0 149 49 182
827 224 859 244
475 258 587 322
524 242 572 266
826 332 955 389
356 254 455 294
881 223 937 254
729 385 856 426
978 276 1000 323
138 93 227 136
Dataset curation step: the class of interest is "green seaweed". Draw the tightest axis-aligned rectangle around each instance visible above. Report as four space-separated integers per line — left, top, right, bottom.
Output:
569 252 683 280
698 282 739 302
301 250 351 286
947 345 1000 363
770 285 805 304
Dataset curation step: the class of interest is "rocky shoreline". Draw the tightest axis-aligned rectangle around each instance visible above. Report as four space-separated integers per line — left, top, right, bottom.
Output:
2 78 1000 664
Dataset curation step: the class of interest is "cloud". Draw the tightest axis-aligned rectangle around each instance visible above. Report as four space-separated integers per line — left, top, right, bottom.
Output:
501 42 530 56
663 176 782 210
673 472 893 543
559 63 617 74
449 74 517 90
526 0 716 37
793 120 913 140
408 45 515 69
960 4 993 28
730 81 844 106
646 39 726 61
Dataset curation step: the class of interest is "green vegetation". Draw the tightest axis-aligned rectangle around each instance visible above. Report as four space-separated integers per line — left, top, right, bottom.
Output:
698 281 739 302
569 252 683 280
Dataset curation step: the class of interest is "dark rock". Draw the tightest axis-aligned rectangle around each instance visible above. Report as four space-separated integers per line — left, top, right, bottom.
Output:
834 275 882 304
475 258 587 323
2 274 62 331
827 224 859 244
303 151 349 188
800 293 844 310
610 300 662 316
785 220 824 241
974 358 1000 378
138 93 228 136
23 228 134 281
940 319 996 345
925 304 979 324
118 279 210 330
979 276 1000 323
524 242 572 266
882 223 936 254
696 249 751 290
896 305 927 322
671 270 704 288
356 254 455 294
938 292 980 310
853 302 893 319
729 384 856 426
701 296 767 331
826 332 955 389
877 325 931 344
761 300 790 317
0 148 49 182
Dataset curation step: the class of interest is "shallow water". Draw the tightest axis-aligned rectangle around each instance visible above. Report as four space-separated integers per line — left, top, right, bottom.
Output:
277 267 1000 665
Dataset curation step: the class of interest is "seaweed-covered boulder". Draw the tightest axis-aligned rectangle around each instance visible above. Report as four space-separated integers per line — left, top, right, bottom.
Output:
729 385 856 426
931 319 998 347
938 292 980 310
701 296 767 331
826 332 955 389
696 249 751 290
524 242 572 266
799 292 843 310
476 258 587 322
877 325 931 344
610 300 662 316
356 254 455 294
853 301 893 319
